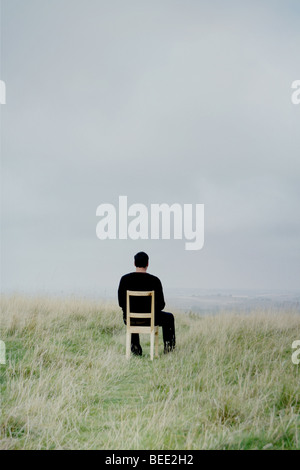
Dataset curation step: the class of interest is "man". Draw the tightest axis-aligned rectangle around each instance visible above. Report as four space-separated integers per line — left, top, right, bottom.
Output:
118 252 176 356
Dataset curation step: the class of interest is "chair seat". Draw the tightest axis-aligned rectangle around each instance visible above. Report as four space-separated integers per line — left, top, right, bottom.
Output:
128 325 159 334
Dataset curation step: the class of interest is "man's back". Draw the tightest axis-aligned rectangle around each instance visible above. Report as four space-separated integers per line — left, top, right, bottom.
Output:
118 272 165 322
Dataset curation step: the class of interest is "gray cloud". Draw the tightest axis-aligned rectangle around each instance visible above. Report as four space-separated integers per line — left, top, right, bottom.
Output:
1 0 300 295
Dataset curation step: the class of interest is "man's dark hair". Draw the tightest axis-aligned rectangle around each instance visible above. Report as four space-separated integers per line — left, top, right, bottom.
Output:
134 251 149 268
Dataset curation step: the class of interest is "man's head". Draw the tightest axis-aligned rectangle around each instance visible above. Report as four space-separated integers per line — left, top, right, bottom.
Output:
134 251 149 269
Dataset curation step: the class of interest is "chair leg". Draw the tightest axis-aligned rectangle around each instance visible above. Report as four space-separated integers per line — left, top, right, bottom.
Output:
150 331 154 361
126 331 131 359
155 329 159 357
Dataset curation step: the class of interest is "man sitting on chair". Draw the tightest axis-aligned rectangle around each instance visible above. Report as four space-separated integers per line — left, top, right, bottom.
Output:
118 251 176 356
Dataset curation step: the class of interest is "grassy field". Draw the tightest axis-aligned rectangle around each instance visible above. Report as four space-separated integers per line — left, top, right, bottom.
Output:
0 295 299 450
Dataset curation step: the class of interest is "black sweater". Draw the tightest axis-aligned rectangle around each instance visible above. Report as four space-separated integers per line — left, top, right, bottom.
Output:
118 272 165 323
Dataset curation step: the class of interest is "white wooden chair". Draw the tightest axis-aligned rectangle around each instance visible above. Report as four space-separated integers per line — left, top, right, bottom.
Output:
126 290 159 360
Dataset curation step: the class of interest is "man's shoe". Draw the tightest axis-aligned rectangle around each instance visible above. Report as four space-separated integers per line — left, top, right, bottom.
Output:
131 344 142 356
164 342 175 354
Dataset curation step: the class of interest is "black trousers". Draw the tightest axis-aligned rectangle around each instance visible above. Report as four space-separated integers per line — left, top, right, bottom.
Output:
131 311 176 351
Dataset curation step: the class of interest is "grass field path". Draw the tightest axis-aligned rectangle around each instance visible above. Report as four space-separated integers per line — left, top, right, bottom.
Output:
1 295 299 449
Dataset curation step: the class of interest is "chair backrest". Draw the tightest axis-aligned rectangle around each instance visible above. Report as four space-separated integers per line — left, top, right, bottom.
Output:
126 290 155 330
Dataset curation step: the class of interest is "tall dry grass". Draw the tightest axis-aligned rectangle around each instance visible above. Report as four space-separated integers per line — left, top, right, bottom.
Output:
0 294 299 449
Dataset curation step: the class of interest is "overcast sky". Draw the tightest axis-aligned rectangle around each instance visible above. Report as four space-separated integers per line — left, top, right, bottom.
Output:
1 0 299 297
